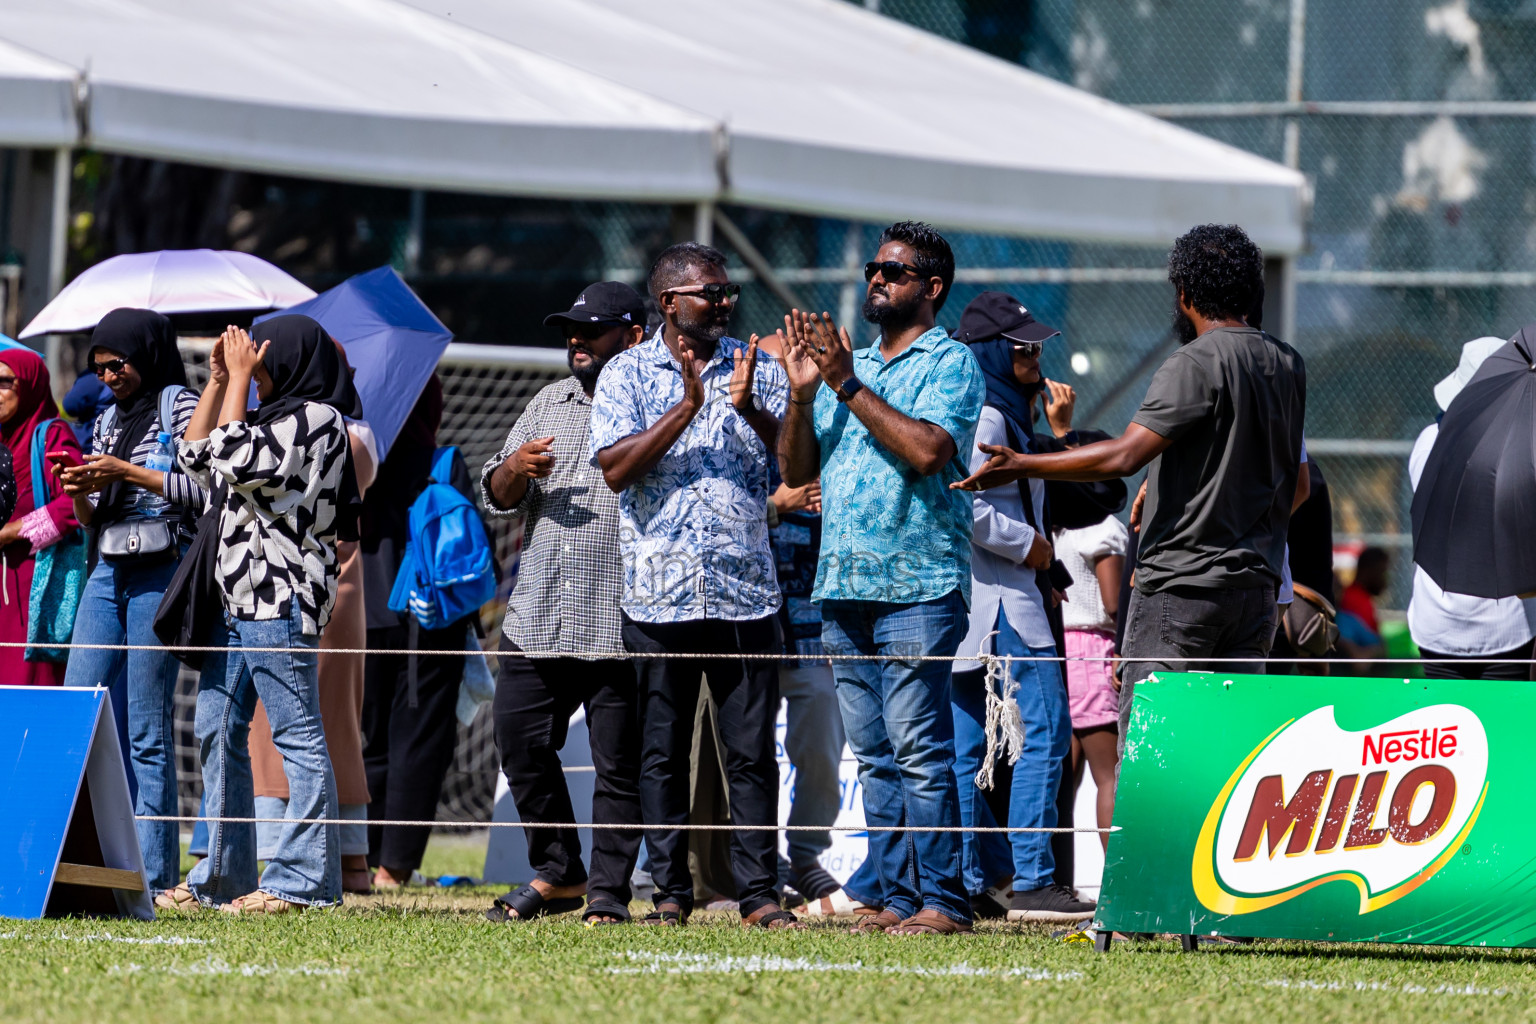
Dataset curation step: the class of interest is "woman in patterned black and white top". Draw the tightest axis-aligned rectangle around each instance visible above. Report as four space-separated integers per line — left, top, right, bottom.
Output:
165 315 361 914
59 308 204 898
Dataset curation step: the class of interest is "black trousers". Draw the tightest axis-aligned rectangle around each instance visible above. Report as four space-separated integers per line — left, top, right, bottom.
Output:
1420 640 1535 681
622 614 781 918
492 648 642 905
362 621 468 874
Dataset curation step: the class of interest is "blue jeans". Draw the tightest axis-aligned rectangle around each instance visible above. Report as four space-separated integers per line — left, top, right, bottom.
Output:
953 609 1072 892
187 605 340 906
821 591 971 924
63 557 184 892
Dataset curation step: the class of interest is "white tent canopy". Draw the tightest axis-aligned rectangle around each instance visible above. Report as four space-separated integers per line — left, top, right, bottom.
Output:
0 0 719 201
413 0 1307 253
0 38 75 148
0 0 1306 252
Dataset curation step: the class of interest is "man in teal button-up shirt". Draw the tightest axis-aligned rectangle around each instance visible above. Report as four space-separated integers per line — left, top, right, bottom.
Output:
780 221 985 935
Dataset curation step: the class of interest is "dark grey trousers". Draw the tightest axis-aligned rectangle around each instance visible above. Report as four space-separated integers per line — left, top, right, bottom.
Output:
1117 584 1279 753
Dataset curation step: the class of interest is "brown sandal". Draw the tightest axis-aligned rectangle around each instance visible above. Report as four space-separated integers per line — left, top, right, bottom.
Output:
888 909 975 935
849 909 903 934
153 883 202 912
220 890 302 915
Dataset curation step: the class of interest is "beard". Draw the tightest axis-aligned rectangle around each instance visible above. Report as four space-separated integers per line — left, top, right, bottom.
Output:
1171 299 1200 345
675 302 731 345
862 286 924 328
568 346 614 390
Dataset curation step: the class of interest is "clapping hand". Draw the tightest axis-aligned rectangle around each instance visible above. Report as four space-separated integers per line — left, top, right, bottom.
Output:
221 326 268 379
784 310 855 391
678 348 705 413
732 335 762 413
209 330 232 385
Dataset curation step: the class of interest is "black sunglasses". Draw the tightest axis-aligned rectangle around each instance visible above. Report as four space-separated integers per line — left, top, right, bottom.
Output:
93 358 130 378
1011 341 1043 358
667 283 741 304
864 260 927 283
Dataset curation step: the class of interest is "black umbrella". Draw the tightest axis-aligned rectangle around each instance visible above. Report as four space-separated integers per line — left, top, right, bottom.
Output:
1411 327 1536 598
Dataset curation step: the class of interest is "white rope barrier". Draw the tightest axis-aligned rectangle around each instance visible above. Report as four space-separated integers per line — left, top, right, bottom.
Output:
136 815 1115 833
4 636 1515 665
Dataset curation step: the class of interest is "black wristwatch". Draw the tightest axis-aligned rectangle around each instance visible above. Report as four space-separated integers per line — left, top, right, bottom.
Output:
835 375 864 403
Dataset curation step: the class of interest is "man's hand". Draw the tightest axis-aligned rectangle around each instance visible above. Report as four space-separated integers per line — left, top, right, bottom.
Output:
731 335 762 413
1024 531 1053 570
223 327 268 379
950 443 1029 492
788 310 856 391
1044 379 1075 438
780 324 823 402
771 480 822 516
510 437 556 480
679 349 705 414
1130 478 1148 533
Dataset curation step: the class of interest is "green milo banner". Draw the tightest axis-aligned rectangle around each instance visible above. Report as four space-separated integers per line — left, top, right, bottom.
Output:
1095 672 1533 947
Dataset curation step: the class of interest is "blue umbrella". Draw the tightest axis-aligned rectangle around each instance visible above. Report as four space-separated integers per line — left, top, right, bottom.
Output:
0 334 31 352
255 266 451 461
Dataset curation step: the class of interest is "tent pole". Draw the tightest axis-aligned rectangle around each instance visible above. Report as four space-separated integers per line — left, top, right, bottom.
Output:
693 201 715 246
45 146 70 386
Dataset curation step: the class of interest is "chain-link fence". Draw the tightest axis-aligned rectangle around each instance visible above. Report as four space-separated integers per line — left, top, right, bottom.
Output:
843 0 1536 612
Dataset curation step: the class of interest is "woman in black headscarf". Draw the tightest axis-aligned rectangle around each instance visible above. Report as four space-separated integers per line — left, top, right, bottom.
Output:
59 308 204 897
160 315 360 914
949 294 1088 922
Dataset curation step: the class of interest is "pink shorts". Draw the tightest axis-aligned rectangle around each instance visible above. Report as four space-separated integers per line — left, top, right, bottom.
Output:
1065 629 1119 730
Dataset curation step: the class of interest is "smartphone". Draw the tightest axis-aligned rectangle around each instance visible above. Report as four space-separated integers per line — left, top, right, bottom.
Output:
45 450 82 472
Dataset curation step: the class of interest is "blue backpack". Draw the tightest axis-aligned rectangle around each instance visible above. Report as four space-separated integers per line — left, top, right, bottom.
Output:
388 446 496 630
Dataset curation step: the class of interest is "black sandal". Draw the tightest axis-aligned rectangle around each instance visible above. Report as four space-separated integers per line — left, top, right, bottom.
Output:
485 886 585 923
582 899 631 927
742 905 807 930
637 900 689 927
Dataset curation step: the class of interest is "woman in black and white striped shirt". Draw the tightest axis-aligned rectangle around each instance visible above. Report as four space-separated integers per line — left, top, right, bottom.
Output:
59 307 204 897
167 315 361 914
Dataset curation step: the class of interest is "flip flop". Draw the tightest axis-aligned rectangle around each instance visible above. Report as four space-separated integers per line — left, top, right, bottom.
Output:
485 886 585 923
637 900 689 927
581 898 632 927
742 905 808 930
888 909 975 936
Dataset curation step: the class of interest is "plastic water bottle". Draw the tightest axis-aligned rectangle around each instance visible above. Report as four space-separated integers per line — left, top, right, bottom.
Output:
134 431 175 517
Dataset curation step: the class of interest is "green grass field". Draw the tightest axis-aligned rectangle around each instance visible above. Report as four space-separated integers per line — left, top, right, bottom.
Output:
4 834 1534 1024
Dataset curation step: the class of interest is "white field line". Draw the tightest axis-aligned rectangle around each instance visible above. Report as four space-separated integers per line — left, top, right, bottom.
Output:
0 931 212 946
108 958 350 977
1261 979 1508 997
607 950 1082 980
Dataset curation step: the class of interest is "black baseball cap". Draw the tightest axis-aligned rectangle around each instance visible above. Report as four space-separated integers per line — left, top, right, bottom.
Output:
544 281 646 328
954 290 1061 345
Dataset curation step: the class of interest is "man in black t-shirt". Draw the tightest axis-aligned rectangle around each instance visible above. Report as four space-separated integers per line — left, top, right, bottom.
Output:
954 224 1306 750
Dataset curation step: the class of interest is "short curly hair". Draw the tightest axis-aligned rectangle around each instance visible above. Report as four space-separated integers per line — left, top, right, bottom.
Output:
879 221 956 312
1167 224 1264 322
648 242 728 300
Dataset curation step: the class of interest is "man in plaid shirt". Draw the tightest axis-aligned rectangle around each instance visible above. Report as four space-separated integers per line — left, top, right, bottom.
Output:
481 281 646 925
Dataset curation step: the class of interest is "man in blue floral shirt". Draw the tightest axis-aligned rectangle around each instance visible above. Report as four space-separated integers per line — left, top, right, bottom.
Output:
589 242 798 930
779 222 986 935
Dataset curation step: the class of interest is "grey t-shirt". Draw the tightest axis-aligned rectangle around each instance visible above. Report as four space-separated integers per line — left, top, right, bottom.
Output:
1130 325 1306 594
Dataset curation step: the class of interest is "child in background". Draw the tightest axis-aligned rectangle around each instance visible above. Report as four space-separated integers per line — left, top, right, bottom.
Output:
1054 513 1128 850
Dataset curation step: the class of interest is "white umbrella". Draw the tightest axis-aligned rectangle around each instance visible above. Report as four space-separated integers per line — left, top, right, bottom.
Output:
20 250 317 337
